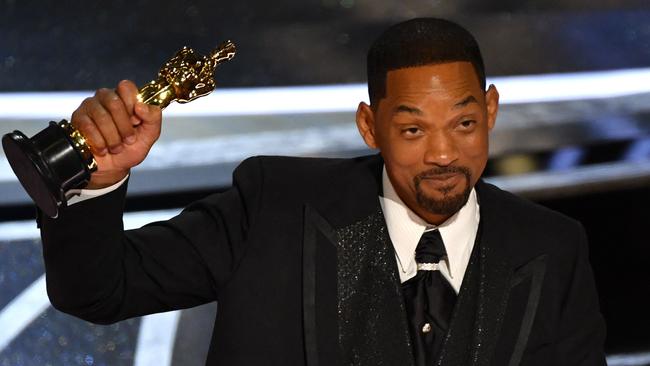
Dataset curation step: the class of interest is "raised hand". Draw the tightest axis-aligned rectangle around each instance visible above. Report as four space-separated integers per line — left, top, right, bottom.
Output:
71 80 162 188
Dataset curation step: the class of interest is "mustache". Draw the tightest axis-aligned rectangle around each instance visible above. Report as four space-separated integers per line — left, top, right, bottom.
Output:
415 166 472 180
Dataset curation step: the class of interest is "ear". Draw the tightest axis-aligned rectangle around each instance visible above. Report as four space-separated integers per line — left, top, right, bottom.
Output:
485 84 499 131
355 102 379 149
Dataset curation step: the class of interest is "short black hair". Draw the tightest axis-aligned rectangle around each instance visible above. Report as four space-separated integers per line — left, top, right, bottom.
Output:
367 18 486 106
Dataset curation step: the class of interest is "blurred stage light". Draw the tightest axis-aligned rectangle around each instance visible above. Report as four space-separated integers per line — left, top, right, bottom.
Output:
0 68 650 119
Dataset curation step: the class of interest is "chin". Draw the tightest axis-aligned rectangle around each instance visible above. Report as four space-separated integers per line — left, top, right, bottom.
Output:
415 178 472 216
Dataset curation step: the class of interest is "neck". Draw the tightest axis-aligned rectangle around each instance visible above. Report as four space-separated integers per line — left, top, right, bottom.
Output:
406 201 454 226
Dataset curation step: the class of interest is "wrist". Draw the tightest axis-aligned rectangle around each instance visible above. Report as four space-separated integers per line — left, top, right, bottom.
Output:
86 170 129 189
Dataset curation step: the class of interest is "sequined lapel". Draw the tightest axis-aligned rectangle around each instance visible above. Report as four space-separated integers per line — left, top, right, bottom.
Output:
335 208 415 366
302 203 413 366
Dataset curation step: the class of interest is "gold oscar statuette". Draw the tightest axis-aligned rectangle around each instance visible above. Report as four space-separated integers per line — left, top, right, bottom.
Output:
2 40 236 218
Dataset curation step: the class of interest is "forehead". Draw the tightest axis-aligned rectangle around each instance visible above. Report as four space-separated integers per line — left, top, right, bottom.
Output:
383 62 482 103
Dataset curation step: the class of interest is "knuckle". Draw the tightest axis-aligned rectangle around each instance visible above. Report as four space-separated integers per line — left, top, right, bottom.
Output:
95 87 111 96
81 97 94 106
118 79 132 89
77 98 94 115
104 91 123 109
70 110 82 126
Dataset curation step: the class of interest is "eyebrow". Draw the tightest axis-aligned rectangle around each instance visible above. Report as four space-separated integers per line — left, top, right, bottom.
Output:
393 95 479 116
453 95 479 109
393 105 424 116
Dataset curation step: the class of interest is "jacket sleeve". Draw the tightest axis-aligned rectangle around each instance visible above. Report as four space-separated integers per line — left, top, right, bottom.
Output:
555 224 607 366
40 156 265 324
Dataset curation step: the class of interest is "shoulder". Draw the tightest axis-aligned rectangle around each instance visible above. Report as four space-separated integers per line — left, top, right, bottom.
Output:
476 180 587 262
233 155 383 226
477 180 583 233
235 154 381 190
238 154 378 175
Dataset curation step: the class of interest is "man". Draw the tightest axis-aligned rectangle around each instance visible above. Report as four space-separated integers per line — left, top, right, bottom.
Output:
40 18 606 365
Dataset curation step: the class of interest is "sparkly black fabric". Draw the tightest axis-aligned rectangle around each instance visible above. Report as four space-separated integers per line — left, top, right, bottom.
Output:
335 209 415 366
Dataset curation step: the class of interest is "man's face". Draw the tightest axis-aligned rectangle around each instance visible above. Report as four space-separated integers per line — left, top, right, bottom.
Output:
356 62 499 224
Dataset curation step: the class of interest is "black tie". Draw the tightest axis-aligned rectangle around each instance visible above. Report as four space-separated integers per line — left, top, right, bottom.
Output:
401 230 457 366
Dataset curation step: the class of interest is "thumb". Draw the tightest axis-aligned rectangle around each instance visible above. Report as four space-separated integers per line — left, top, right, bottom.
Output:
133 102 162 145
134 102 162 125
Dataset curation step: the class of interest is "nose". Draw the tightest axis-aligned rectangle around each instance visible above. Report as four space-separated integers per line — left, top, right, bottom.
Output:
423 130 459 167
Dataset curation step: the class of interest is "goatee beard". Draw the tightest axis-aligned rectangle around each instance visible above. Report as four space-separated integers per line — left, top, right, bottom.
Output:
414 166 473 216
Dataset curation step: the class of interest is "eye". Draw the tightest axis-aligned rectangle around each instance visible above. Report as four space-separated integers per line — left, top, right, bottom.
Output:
459 120 476 129
402 127 423 137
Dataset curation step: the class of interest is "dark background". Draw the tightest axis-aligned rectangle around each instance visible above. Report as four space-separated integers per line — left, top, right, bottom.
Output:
1 0 650 90
1 0 649 363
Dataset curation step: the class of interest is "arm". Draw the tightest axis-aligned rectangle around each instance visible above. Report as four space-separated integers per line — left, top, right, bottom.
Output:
39 80 263 324
41 156 264 324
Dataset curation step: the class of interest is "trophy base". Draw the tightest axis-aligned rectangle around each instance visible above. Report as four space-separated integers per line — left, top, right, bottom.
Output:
2 122 95 218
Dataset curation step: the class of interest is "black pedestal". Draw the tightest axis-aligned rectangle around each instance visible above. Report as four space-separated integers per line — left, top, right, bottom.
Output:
2 121 95 218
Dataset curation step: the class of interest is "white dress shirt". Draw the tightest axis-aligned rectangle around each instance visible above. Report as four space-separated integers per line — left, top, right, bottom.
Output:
67 174 129 206
378 166 480 293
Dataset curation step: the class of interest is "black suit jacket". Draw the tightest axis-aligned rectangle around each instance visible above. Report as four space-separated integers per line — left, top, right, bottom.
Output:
40 154 606 365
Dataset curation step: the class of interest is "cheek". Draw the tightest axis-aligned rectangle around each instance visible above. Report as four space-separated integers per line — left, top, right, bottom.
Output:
378 130 423 167
457 132 489 175
381 141 426 194
382 147 419 185
461 134 488 156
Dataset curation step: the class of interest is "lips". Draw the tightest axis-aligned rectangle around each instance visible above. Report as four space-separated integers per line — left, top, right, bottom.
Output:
414 167 472 193
422 172 461 181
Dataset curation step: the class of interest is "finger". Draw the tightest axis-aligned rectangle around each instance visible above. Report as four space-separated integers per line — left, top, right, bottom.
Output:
115 80 142 126
116 80 141 121
96 88 136 145
86 96 124 154
72 102 108 156
130 115 142 126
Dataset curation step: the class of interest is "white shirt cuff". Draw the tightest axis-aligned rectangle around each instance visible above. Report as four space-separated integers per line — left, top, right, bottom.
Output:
67 174 129 206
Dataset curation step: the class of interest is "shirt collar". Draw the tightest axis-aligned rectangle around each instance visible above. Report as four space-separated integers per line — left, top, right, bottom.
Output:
379 165 480 279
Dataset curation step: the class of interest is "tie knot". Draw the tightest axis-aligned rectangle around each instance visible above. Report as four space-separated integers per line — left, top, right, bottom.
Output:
415 230 446 264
